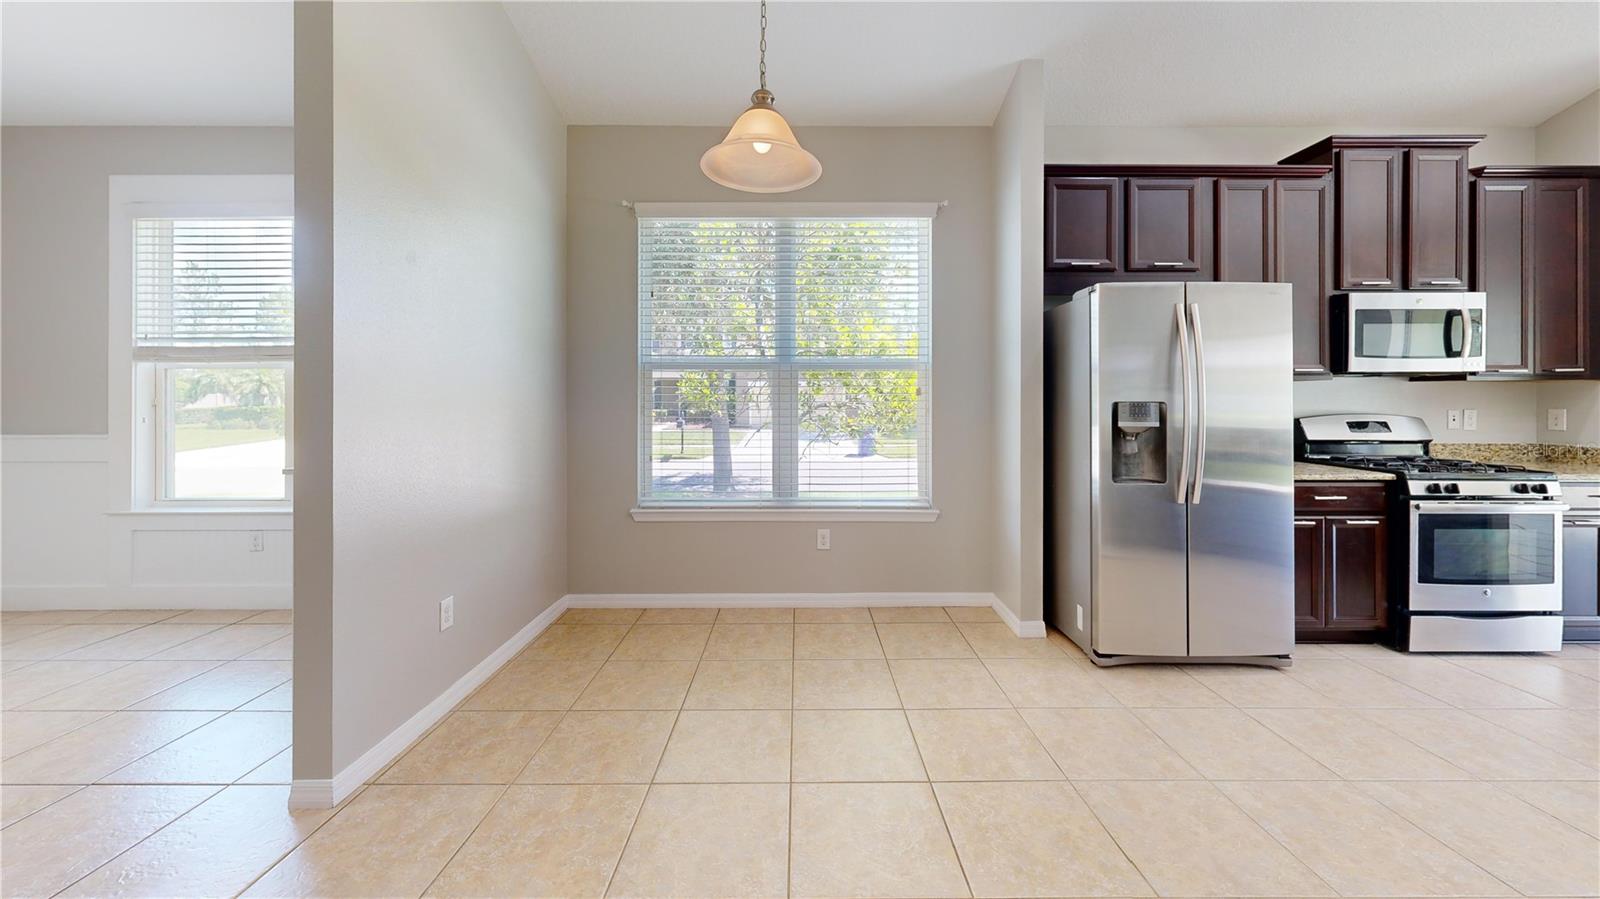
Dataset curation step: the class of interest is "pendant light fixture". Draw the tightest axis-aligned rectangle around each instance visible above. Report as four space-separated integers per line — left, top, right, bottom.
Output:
700 0 821 193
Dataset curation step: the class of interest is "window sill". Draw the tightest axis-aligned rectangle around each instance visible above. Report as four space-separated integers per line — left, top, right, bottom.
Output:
630 507 940 523
109 507 293 519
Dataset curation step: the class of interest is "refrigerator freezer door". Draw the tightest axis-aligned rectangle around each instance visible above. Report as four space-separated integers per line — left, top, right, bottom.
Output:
1182 282 1296 658
1091 283 1191 657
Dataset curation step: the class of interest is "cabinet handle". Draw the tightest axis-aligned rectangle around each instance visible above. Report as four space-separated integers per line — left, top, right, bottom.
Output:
1067 261 1101 267
1548 368 1585 373
1293 520 1318 528
1342 519 1382 525
1152 261 1188 268
1358 280 1392 286
1425 279 1461 286
1312 495 1348 501
1494 368 1530 374
1294 367 1325 373
1566 519 1600 526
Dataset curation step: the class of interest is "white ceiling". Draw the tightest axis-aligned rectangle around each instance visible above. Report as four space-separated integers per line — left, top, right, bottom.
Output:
506 1 1600 128
2 1 1594 130
1 1 292 126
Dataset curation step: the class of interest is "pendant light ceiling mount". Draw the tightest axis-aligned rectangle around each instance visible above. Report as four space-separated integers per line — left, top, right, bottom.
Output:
700 0 822 193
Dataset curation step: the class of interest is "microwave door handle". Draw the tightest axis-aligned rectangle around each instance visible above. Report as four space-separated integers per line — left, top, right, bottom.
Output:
1174 303 1192 506
1444 308 1466 358
1189 302 1207 505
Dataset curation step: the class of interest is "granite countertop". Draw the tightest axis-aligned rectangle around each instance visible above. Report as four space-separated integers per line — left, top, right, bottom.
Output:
1432 443 1600 483
1294 462 1395 482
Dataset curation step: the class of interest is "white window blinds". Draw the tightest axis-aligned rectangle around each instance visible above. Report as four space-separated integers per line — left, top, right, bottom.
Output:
638 214 932 508
134 217 293 359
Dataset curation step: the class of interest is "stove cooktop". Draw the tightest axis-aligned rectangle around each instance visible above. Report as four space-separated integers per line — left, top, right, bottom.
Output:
1305 455 1557 480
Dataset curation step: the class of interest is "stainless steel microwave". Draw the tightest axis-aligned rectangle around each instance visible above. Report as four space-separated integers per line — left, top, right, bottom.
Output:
1334 292 1486 374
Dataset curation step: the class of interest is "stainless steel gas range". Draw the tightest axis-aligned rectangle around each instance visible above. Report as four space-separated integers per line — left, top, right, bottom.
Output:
1296 414 1566 652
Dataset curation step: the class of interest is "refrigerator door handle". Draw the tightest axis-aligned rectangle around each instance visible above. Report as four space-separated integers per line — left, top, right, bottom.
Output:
1174 303 1193 505
1189 302 1208 504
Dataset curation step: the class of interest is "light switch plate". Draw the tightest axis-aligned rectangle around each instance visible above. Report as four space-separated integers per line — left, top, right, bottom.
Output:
1463 409 1478 431
440 595 455 631
1446 410 1462 430
816 528 831 551
1548 409 1568 432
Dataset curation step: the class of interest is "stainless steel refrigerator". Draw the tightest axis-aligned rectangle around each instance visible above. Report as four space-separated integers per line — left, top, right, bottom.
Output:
1047 282 1295 665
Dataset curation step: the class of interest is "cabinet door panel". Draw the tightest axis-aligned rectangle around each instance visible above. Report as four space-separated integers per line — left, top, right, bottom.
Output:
1277 177 1335 375
1337 149 1403 289
1217 179 1274 282
1294 518 1327 630
1533 179 1590 374
1046 177 1120 271
1327 517 1387 631
1473 180 1534 372
1407 150 1470 289
1127 178 1202 271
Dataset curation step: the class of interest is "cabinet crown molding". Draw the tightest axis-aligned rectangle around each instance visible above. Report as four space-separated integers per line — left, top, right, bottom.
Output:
1280 134 1485 164
1044 164 1331 179
1472 165 1600 179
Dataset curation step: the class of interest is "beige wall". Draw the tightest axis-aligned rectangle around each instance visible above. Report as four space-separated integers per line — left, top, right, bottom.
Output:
565 125 995 595
294 0 567 779
1535 91 1600 164
1045 125 1536 167
1537 381 1600 447
1293 378 1543 444
990 62 1046 624
1 126 293 434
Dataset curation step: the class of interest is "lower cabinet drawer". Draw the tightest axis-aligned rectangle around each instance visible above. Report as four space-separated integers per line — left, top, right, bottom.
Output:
1294 482 1387 514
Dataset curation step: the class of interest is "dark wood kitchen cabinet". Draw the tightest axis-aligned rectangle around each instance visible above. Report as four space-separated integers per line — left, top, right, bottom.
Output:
1276 177 1336 375
1216 178 1274 282
1046 176 1119 271
1532 178 1590 375
1294 481 1389 642
1282 136 1482 291
1473 178 1535 373
1127 178 1204 271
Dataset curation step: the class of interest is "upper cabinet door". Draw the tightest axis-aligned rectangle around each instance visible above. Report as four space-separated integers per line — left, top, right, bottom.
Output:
1276 177 1336 375
1216 179 1274 282
1126 178 1203 271
1473 179 1534 373
1046 176 1120 271
1533 179 1591 375
1336 148 1403 289
1407 149 1470 289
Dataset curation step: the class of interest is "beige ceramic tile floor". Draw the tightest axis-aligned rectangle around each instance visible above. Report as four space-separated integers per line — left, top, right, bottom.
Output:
3 605 1598 898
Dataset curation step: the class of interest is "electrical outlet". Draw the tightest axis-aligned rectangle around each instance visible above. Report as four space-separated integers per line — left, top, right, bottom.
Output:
816 528 831 551
1075 604 1084 632
248 531 265 552
1463 409 1478 431
1445 410 1462 430
1548 408 1569 432
439 595 455 631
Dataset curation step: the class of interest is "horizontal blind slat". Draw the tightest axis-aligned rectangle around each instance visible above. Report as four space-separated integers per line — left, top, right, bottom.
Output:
134 216 294 349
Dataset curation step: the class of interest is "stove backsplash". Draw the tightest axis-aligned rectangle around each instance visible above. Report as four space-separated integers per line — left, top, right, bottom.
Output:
1295 378 1599 449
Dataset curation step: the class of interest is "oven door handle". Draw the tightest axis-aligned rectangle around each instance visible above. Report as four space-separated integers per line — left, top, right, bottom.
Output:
1412 502 1570 514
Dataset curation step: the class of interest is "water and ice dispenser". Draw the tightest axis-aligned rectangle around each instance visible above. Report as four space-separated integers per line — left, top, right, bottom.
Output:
1111 401 1167 484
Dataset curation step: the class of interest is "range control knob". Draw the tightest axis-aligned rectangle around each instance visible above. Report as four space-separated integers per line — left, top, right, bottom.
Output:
1425 483 1443 494
1443 483 1461 494
1513 483 1532 494
1532 483 1549 495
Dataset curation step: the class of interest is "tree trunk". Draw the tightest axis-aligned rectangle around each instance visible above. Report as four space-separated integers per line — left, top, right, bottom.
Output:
711 412 732 492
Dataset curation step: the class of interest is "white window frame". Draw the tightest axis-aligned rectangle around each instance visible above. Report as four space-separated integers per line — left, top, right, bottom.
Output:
630 202 939 522
108 175 295 514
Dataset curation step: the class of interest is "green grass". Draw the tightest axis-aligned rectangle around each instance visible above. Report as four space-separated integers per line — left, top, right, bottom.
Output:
175 426 282 452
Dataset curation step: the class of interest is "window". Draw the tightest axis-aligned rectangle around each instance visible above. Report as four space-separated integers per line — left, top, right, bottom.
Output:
134 216 294 504
637 209 932 511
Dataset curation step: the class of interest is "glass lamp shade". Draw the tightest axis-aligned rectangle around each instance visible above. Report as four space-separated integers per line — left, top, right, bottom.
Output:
700 93 821 193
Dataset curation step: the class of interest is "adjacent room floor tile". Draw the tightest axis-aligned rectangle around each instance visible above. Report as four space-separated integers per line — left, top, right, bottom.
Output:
162 609 257 625
1218 780 1511 897
523 624 628 660
791 709 926 782
58 625 224 661
684 660 792 709
128 660 290 711
1470 707 1600 766
943 606 999 623
240 635 292 660
462 657 602 711
1247 707 1469 780
610 624 712 661
0 784 80 829
425 784 646 898
86 610 184 624
635 607 719 624
1083 664 1228 708
1134 708 1335 780
703 623 793 660
1020 708 1200 780
1181 664 1338 707
982 659 1119 707
889 659 1009 708
654 710 791 783
956 623 1064 659
1360 656 1556 709
793 623 883 659
1076 780 1335 897
379 710 560 784
1495 780 1600 838
560 607 643 625
1 624 64 646
239 609 293 624
519 710 676 783
1358 780 1600 897
1283 659 1446 708
875 622 975 659
868 606 950 623
103 711 291 784
1453 657 1600 708
790 782 968 898
237 747 293 784
241 784 501 899
906 709 1062 781
237 680 293 712
572 660 696 710
716 607 794 623
18 659 219 711
0 784 217 899
608 783 789 898
1 710 107 759
0 660 129 709
1363 707 1599 780
59 785 336 899
794 607 871 623
4 625 141 660
793 659 902 709
1 711 219 785
936 781 1151 898
148 624 292 661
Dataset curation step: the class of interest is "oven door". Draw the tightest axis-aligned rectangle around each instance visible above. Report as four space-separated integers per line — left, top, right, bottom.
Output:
1343 293 1485 374
1409 501 1566 612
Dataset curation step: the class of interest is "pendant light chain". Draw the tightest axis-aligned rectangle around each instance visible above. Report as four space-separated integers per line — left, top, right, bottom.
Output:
758 0 768 92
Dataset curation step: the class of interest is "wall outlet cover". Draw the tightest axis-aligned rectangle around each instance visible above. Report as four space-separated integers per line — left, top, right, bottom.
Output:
816 528 831 551
440 595 455 631
1462 409 1478 431
1548 409 1569 432
249 531 265 552
1445 410 1462 430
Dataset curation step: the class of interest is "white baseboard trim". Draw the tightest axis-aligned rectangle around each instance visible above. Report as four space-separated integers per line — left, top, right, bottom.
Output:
1 584 291 611
565 592 995 609
289 595 571 809
990 595 1047 639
